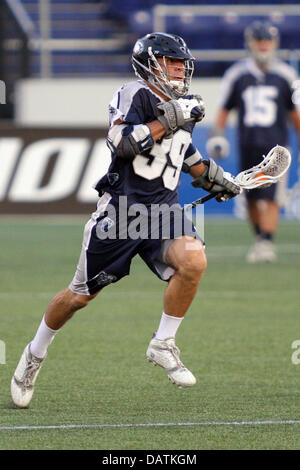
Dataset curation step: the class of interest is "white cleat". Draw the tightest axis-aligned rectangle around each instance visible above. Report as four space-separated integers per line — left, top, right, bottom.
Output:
11 344 45 408
246 239 277 263
246 242 261 263
146 336 196 388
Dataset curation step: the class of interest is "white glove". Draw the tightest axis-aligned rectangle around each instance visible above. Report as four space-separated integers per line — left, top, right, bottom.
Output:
192 159 241 202
176 96 205 123
157 95 205 135
206 135 230 160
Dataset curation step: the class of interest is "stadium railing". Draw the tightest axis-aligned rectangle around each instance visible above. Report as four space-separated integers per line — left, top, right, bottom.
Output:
17 0 132 77
0 0 37 118
5 2 300 79
150 3 300 76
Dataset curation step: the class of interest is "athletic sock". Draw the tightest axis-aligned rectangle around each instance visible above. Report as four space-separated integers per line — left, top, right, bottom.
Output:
260 231 274 242
30 315 59 359
155 311 184 340
254 224 261 236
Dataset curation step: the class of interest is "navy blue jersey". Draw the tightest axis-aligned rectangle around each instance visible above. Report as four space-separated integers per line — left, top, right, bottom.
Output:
220 57 297 148
95 80 202 206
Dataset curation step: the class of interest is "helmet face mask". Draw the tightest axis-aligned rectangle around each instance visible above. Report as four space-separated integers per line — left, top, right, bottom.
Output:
245 21 279 66
248 39 277 65
132 33 195 99
146 50 194 99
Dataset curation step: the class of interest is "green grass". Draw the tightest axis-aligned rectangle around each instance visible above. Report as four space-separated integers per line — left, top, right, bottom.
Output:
1 216 300 450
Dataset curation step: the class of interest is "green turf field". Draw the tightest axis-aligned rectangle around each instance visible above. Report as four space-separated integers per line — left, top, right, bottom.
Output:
1 216 300 450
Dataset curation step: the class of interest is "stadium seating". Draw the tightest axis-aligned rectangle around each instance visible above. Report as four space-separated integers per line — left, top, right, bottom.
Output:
23 1 113 38
16 0 132 76
13 1 300 77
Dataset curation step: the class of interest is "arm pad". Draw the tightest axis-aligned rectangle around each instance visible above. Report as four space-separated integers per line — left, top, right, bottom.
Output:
107 124 154 160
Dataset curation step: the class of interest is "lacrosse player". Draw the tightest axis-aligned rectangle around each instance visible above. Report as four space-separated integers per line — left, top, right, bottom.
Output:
11 33 240 408
207 21 300 262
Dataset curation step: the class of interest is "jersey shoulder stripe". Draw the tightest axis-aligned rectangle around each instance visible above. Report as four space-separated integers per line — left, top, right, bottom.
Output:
219 59 249 107
269 59 298 86
109 80 159 126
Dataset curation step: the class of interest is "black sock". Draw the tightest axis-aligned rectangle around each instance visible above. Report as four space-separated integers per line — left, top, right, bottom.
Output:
260 232 273 241
254 224 261 236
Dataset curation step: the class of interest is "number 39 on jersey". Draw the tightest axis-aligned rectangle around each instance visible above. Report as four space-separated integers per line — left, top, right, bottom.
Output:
132 129 191 190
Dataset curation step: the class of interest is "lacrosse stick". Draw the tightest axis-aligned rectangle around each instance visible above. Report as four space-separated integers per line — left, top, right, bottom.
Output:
185 145 291 210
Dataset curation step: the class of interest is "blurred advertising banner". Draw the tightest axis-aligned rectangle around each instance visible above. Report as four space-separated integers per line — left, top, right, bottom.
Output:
0 124 299 216
0 124 239 216
0 125 111 214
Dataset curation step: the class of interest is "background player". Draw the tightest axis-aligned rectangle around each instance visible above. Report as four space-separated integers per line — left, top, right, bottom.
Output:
11 32 240 408
207 21 300 262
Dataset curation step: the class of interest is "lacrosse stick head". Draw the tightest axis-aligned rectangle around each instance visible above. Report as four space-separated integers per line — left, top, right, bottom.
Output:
235 145 291 189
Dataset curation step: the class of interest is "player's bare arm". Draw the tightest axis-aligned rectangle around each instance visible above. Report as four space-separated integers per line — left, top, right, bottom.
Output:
206 108 230 159
215 108 229 131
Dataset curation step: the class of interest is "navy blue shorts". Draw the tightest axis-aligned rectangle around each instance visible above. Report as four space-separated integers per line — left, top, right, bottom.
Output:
69 193 203 295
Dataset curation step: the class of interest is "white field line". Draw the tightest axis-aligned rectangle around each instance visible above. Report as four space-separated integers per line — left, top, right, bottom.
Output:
1 420 300 431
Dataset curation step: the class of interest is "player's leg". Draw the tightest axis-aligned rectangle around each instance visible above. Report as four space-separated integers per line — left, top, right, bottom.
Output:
11 193 118 408
255 172 288 261
163 236 206 317
240 145 279 262
29 288 99 361
10 289 98 408
44 288 98 330
257 199 279 235
146 236 207 387
11 205 143 407
246 195 278 263
247 198 279 238
247 199 261 238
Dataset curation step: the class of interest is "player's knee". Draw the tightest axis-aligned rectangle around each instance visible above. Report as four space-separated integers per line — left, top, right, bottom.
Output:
178 249 207 281
70 293 96 311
